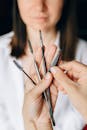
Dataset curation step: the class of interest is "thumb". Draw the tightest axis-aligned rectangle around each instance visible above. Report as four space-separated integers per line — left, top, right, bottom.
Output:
32 72 53 97
50 67 78 94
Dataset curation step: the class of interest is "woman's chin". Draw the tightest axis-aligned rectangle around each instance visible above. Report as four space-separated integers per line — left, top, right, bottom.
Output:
30 24 50 32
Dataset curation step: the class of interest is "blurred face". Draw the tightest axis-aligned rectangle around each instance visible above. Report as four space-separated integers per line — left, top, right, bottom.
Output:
17 0 64 31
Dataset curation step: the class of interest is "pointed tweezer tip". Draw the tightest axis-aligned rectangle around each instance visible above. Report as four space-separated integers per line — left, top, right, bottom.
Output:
53 119 56 126
39 30 41 33
13 60 22 70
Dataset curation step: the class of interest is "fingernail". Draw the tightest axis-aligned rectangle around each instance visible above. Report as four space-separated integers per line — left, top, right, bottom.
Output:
45 73 51 80
50 67 56 74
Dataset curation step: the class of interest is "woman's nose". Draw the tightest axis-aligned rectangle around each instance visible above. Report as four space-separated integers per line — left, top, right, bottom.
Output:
34 0 45 11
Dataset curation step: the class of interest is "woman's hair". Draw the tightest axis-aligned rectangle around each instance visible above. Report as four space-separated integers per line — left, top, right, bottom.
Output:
11 0 78 60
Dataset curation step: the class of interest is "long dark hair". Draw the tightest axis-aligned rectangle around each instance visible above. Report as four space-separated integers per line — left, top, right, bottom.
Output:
11 0 78 60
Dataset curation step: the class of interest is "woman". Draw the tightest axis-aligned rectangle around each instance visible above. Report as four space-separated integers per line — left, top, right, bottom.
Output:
0 0 87 130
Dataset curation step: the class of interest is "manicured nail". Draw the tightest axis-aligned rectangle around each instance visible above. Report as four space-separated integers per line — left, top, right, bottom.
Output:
50 67 56 74
45 73 51 80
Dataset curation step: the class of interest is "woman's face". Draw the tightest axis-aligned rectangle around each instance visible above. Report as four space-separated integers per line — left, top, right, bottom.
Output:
17 0 64 31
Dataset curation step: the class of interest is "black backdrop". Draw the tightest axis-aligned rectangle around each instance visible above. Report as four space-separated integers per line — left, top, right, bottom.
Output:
0 0 87 41
0 0 13 35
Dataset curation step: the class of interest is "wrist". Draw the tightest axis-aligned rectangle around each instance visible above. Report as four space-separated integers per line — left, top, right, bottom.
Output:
36 121 53 130
24 118 37 130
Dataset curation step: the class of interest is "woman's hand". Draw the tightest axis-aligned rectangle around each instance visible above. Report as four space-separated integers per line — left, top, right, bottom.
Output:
50 61 87 122
22 44 59 130
23 72 54 130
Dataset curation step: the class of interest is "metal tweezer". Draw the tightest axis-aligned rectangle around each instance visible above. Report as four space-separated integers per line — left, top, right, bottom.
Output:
28 38 56 126
28 32 61 126
13 60 36 85
39 31 61 126
39 31 55 126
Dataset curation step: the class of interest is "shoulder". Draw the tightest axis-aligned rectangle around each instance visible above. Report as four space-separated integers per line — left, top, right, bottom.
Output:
77 39 87 50
0 31 14 48
0 31 14 72
75 38 87 64
0 31 14 57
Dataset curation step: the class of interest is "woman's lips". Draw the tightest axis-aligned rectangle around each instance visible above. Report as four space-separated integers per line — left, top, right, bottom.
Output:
33 17 48 23
36 17 47 19
31 14 48 22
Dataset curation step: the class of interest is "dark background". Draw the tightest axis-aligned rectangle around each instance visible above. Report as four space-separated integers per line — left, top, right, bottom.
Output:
0 0 87 41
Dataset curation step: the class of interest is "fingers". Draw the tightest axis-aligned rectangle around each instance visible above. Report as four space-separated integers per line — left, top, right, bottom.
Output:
50 66 78 94
32 72 53 97
60 61 81 70
53 79 67 93
59 61 87 77
59 61 87 80
24 77 35 94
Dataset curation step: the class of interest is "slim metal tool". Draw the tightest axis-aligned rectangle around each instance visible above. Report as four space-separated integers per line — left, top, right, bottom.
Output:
39 30 55 126
28 39 48 98
50 48 61 67
28 33 61 127
28 38 56 126
28 39 42 81
13 60 36 85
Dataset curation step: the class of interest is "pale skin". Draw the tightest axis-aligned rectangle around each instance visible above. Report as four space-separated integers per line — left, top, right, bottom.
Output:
17 0 64 129
17 0 64 88
17 0 64 47
17 1 87 129
23 72 54 130
50 61 87 123
23 45 58 130
23 60 87 130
